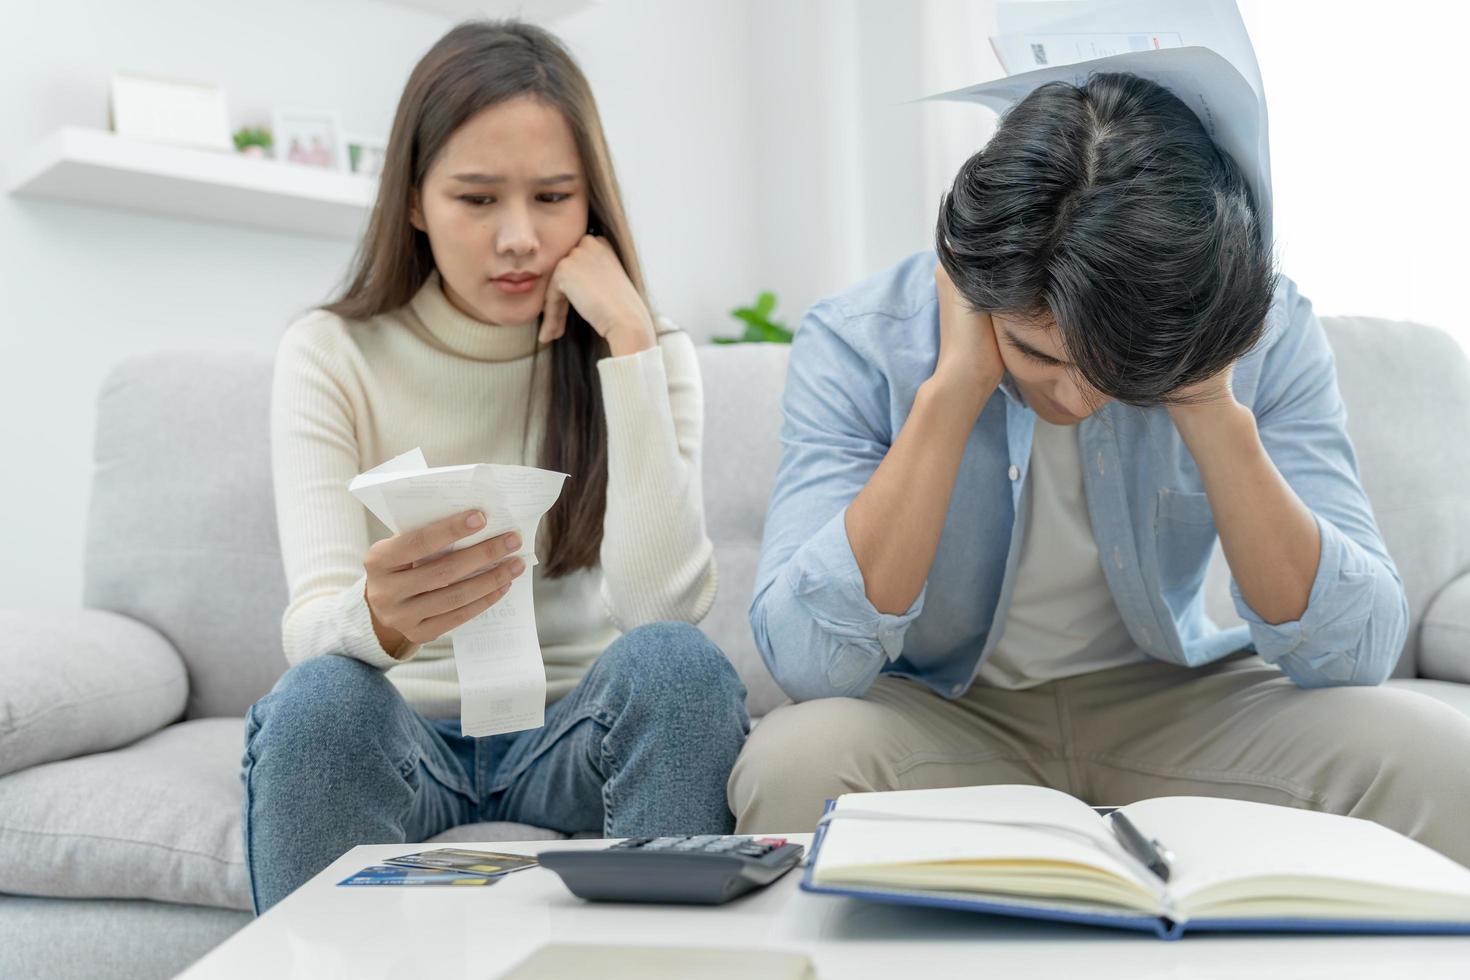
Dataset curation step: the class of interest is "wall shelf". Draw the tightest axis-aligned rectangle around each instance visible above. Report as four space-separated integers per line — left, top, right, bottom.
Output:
6 127 378 240
383 0 599 22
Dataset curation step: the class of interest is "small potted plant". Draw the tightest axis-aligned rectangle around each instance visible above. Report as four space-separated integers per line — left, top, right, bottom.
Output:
714 291 793 344
232 126 273 159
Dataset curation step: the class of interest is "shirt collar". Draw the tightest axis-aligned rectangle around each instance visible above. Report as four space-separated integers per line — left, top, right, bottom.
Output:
998 372 1027 408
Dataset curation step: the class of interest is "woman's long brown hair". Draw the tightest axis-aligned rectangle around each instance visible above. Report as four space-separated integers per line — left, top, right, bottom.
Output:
325 20 648 578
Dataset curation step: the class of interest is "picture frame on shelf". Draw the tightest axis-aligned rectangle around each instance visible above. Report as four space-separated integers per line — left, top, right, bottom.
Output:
271 108 345 171
345 135 388 178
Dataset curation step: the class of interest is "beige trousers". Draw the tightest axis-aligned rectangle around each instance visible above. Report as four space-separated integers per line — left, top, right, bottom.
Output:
728 651 1470 866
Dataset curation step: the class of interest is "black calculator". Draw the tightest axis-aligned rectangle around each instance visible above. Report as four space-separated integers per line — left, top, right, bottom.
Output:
537 835 805 905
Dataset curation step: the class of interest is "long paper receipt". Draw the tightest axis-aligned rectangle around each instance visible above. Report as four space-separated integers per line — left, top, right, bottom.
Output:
348 448 569 737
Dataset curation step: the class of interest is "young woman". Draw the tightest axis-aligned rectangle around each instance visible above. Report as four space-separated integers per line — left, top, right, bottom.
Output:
241 21 748 914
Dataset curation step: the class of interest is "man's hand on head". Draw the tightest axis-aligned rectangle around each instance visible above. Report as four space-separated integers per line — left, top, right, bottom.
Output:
1166 362 1241 430
931 263 1005 416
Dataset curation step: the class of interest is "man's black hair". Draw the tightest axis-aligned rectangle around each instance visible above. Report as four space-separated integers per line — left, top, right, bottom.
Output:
935 71 1278 406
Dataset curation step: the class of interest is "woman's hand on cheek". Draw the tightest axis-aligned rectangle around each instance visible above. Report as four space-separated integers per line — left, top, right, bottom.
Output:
538 234 656 357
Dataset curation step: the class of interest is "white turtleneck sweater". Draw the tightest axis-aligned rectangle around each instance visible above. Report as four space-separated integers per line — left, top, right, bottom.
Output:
270 271 718 718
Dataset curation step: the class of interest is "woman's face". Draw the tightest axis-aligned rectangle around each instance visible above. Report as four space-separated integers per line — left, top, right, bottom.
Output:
410 95 590 326
990 311 1113 425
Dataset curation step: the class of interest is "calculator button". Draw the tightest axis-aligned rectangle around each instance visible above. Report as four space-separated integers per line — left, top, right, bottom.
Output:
672 835 720 851
643 837 685 851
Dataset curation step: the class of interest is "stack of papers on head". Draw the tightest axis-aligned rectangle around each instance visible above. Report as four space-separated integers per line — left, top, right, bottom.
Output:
926 0 1274 245
349 448 569 736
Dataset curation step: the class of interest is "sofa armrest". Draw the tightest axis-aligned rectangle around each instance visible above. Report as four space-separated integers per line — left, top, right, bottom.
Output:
1420 572 1470 684
0 609 188 777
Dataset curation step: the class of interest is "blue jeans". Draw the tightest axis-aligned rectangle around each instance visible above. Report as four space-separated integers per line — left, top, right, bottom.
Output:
240 621 749 914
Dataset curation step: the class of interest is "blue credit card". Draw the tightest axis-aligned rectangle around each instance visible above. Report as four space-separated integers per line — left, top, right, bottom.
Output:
337 864 498 887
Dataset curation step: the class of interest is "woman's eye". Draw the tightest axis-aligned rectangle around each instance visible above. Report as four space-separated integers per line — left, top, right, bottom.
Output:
460 195 495 206
537 193 572 204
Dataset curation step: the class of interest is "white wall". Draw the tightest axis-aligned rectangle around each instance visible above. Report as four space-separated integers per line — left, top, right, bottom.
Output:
1237 0 1470 338
0 0 452 611
552 0 762 333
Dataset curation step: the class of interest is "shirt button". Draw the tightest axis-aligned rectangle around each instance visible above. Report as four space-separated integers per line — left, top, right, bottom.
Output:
1112 547 1123 569
1096 452 1105 475
1008 464 1020 481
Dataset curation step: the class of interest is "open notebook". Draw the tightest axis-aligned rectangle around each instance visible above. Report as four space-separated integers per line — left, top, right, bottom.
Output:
801 785 1470 939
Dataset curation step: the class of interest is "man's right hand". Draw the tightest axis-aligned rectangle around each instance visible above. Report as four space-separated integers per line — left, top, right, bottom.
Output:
932 262 1005 412
841 265 1008 617
363 510 526 655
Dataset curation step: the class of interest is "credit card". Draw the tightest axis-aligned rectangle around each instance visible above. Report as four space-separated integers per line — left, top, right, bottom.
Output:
338 864 496 887
384 847 538 877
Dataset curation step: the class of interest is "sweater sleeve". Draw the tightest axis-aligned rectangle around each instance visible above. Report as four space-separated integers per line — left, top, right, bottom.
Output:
595 323 718 629
270 315 419 670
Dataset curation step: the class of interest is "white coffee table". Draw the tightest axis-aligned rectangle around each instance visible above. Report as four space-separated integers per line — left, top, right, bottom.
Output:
181 836 1470 978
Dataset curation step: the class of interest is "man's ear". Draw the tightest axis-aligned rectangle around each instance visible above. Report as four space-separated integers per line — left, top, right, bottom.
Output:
408 188 426 232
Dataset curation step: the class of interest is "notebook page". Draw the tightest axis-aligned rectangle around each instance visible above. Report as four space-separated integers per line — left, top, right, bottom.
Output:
1118 796 1470 919
814 785 1153 896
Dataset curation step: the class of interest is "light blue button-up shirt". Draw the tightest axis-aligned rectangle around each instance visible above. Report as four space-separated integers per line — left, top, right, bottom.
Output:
750 251 1409 702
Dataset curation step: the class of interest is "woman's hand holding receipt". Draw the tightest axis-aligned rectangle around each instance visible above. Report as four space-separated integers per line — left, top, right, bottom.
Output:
348 448 568 733
364 509 528 657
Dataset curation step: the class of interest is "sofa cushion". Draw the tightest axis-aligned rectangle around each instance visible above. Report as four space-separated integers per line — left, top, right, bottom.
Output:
697 343 792 716
0 719 253 909
83 354 291 721
1322 316 1470 677
0 718 569 910
1419 573 1470 684
0 609 187 777
0 895 249 980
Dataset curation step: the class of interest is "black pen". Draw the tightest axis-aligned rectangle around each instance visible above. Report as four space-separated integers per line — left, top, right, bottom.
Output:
1109 811 1174 883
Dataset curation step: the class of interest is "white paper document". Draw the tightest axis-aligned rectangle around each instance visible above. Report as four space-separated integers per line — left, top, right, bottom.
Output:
928 0 1274 245
348 448 569 737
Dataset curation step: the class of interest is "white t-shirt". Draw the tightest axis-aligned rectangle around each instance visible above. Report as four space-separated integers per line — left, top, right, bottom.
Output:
977 417 1148 689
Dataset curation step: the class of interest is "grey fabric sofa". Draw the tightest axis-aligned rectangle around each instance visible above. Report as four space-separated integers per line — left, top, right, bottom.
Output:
3 318 1468 979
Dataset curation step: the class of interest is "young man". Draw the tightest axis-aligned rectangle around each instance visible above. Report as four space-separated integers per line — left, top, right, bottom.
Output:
729 72 1470 865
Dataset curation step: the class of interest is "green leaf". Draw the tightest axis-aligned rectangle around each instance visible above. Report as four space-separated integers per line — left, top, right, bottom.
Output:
721 290 794 344
752 321 786 343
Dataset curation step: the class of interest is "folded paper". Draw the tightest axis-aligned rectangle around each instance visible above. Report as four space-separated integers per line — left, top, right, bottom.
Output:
349 448 569 736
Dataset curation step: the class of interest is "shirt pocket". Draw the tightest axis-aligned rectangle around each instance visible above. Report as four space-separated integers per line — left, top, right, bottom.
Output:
1153 489 1218 596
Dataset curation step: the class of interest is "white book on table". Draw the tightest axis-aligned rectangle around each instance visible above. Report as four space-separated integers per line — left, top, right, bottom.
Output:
803 784 1470 939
